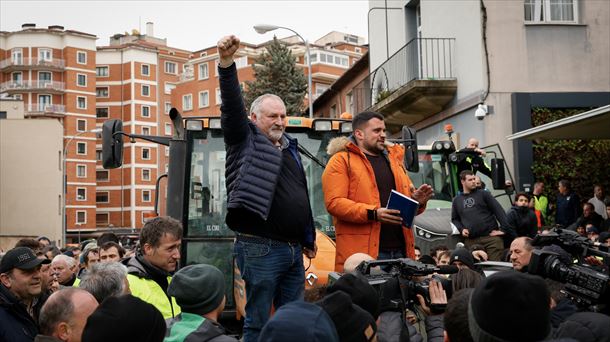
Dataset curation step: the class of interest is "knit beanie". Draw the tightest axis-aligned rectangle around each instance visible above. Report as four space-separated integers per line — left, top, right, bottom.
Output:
168 264 225 314
259 301 339 342
316 291 377 342
328 273 380 319
451 248 475 269
469 271 551 342
82 294 166 342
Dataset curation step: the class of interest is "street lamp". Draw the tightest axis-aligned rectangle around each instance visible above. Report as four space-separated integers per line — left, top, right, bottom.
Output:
253 24 314 119
62 128 101 247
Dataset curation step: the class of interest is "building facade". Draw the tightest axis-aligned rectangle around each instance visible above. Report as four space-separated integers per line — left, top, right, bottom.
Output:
366 0 610 190
0 24 98 243
0 99 63 250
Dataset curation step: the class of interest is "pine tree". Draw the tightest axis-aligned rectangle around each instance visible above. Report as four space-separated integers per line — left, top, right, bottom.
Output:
244 37 308 116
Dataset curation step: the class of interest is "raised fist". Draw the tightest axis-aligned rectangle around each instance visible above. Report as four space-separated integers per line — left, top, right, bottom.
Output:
217 35 240 67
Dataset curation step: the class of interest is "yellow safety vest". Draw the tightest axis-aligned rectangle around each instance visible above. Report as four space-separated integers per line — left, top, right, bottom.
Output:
126 273 181 319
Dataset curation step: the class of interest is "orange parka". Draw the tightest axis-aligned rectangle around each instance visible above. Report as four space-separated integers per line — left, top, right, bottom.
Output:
322 136 425 272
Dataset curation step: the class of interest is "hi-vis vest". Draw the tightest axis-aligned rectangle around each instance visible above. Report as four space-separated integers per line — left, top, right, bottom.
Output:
127 274 181 319
533 195 548 227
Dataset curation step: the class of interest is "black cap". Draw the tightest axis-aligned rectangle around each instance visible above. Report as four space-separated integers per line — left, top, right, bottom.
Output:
0 247 50 273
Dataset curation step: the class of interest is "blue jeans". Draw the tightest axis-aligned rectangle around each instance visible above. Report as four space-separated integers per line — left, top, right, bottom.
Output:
234 238 304 342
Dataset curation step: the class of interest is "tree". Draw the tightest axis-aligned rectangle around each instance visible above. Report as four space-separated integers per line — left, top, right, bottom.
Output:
531 107 610 224
244 37 308 116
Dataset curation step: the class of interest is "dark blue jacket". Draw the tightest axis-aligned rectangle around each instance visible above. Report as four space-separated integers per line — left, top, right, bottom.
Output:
556 192 581 227
0 285 38 342
218 63 315 249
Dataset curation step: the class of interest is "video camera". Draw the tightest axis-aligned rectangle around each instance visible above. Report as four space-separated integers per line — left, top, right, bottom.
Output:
355 258 457 309
528 249 609 308
532 228 610 265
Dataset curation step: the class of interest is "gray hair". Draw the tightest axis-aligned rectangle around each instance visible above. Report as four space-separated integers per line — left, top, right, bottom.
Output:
250 93 284 116
79 262 128 303
52 254 76 268
39 288 80 335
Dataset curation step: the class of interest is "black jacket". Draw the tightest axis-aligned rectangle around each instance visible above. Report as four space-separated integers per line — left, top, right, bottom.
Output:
554 312 610 342
218 63 315 249
506 205 538 238
0 285 39 342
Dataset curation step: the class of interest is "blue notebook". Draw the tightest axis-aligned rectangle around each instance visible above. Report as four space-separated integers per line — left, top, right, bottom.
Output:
386 189 419 227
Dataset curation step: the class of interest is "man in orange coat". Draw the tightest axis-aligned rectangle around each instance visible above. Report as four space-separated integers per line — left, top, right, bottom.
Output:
322 111 433 272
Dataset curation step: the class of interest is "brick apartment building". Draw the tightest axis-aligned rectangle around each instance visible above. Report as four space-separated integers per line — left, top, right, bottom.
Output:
0 24 98 242
0 23 366 242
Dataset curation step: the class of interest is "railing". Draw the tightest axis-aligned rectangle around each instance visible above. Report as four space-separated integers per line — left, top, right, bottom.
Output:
27 103 66 114
0 57 66 69
352 38 455 113
0 80 65 92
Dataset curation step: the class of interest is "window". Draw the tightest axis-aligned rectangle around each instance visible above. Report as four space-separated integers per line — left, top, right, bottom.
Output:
142 169 151 181
314 52 348 67
165 102 171 114
165 61 177 74
235 56 248 69
355 47 362 53
142 190 151 202
96 191 109 203
142 148 150 160
142 106 150 118
12 72 22 85
96 213 109 225
12 48 23 64
142 85 150 97
39 48 52 61
76 188 86 201
77 165 87 178
165 164 169 173
525 0 577 22
77 119 87 132
330 104 337 118
77 51 87 64
77 96 87 109
315 84 329 99
96 149 102 161
96 107 109 118
199 91 209 108
96 87 109 98
214 59 220 77
164 83 176 95
77 74 87 87
346 92 354 114
215 88 221 106
198 63 209 79
39 71 52 87
165 123 172 136
142 127 150 135
96 170 109 182
96 66 109 77
141 64 150 76
183 94 193 111
77 142 87 155
76 211 86 224
0 112 6 119
39 95 52 109
165 146 170 157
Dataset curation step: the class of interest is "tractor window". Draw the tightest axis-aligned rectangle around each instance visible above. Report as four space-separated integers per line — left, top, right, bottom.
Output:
187 131 232 237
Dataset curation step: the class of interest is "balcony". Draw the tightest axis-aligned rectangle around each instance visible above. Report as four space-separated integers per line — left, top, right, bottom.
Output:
25 103 66 118
353 38 457 131
0 57 66 71
0 80 65 94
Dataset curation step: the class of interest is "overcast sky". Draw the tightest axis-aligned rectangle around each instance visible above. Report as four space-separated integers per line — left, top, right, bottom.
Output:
1 1 370 50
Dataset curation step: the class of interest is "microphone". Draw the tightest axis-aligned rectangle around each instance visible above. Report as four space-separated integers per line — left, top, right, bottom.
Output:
437 265 459 274
456 242 465 249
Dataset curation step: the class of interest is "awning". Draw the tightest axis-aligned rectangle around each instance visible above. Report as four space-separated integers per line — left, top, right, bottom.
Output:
507 104 610 140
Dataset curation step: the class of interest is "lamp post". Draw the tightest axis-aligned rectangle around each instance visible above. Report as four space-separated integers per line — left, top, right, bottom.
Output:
253 24 313 119
62 128 101 247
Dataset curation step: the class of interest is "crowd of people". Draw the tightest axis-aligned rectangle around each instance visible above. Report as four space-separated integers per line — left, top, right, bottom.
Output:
1 34 609 342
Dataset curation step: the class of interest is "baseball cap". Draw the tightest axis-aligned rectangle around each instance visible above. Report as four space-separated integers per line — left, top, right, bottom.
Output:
0 247 50 273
